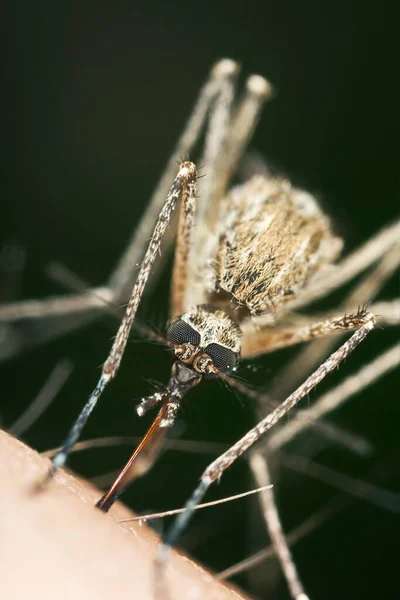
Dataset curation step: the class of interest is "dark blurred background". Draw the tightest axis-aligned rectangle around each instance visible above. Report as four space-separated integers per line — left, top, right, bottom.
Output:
2 3 399 600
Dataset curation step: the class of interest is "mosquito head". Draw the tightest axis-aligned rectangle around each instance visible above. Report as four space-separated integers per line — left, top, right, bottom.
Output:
166 305 241 377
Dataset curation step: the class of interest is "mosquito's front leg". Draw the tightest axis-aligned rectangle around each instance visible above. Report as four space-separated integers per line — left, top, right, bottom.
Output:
154 312 375 593
44 162 197 481
170 163 198 317
240 307 374 358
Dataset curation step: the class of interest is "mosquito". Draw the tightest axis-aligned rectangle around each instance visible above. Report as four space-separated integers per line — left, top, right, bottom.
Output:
2 59 399 599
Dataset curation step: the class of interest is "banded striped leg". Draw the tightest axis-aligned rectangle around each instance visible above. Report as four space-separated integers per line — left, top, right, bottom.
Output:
224 372 374 456
95 161 201 511
240 307 374 358
154 314 375 595
45 162 198 481
233 341 399 598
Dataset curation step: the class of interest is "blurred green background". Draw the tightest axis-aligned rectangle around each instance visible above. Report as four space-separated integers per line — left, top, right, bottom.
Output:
2 3 399 600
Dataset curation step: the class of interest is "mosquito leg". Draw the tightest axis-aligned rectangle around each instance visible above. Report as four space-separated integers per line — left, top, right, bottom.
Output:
0 288 165 363
290 219 400 311
186 71 273 308
218 453 399 580
0 300 109 364
182 58 238 307
45 162 197 480
249 452 309 600
240 307 374 358
0 287 111 321
170 160 199 316
225 375 374 457
0 61 238 356
47 261 167 343
0 285 113 362
267 341 400 452
40 435 226 461
195 61 238 225
268 242 400 399
155 313 375 583
269 298 400 331
211 73 273 206
108 59 239 302
218 497 344 580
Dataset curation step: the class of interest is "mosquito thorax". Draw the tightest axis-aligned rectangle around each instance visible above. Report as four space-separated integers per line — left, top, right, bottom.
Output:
166 305 241 376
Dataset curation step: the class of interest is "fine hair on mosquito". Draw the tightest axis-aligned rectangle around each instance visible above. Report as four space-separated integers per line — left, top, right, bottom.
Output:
2 57 400 600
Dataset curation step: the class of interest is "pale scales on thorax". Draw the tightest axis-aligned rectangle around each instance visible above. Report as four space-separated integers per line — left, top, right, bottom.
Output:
190 175 343 320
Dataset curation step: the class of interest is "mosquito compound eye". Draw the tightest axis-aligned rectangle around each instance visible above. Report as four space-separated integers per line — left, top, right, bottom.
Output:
205 343 239 374
166 319 201 346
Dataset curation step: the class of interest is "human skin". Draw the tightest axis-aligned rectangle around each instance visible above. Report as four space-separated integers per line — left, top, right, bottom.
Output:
0 431 248 600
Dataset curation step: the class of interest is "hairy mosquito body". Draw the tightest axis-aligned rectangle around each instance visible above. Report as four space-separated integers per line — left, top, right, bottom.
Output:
2 58 399 600
96 165 376 521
